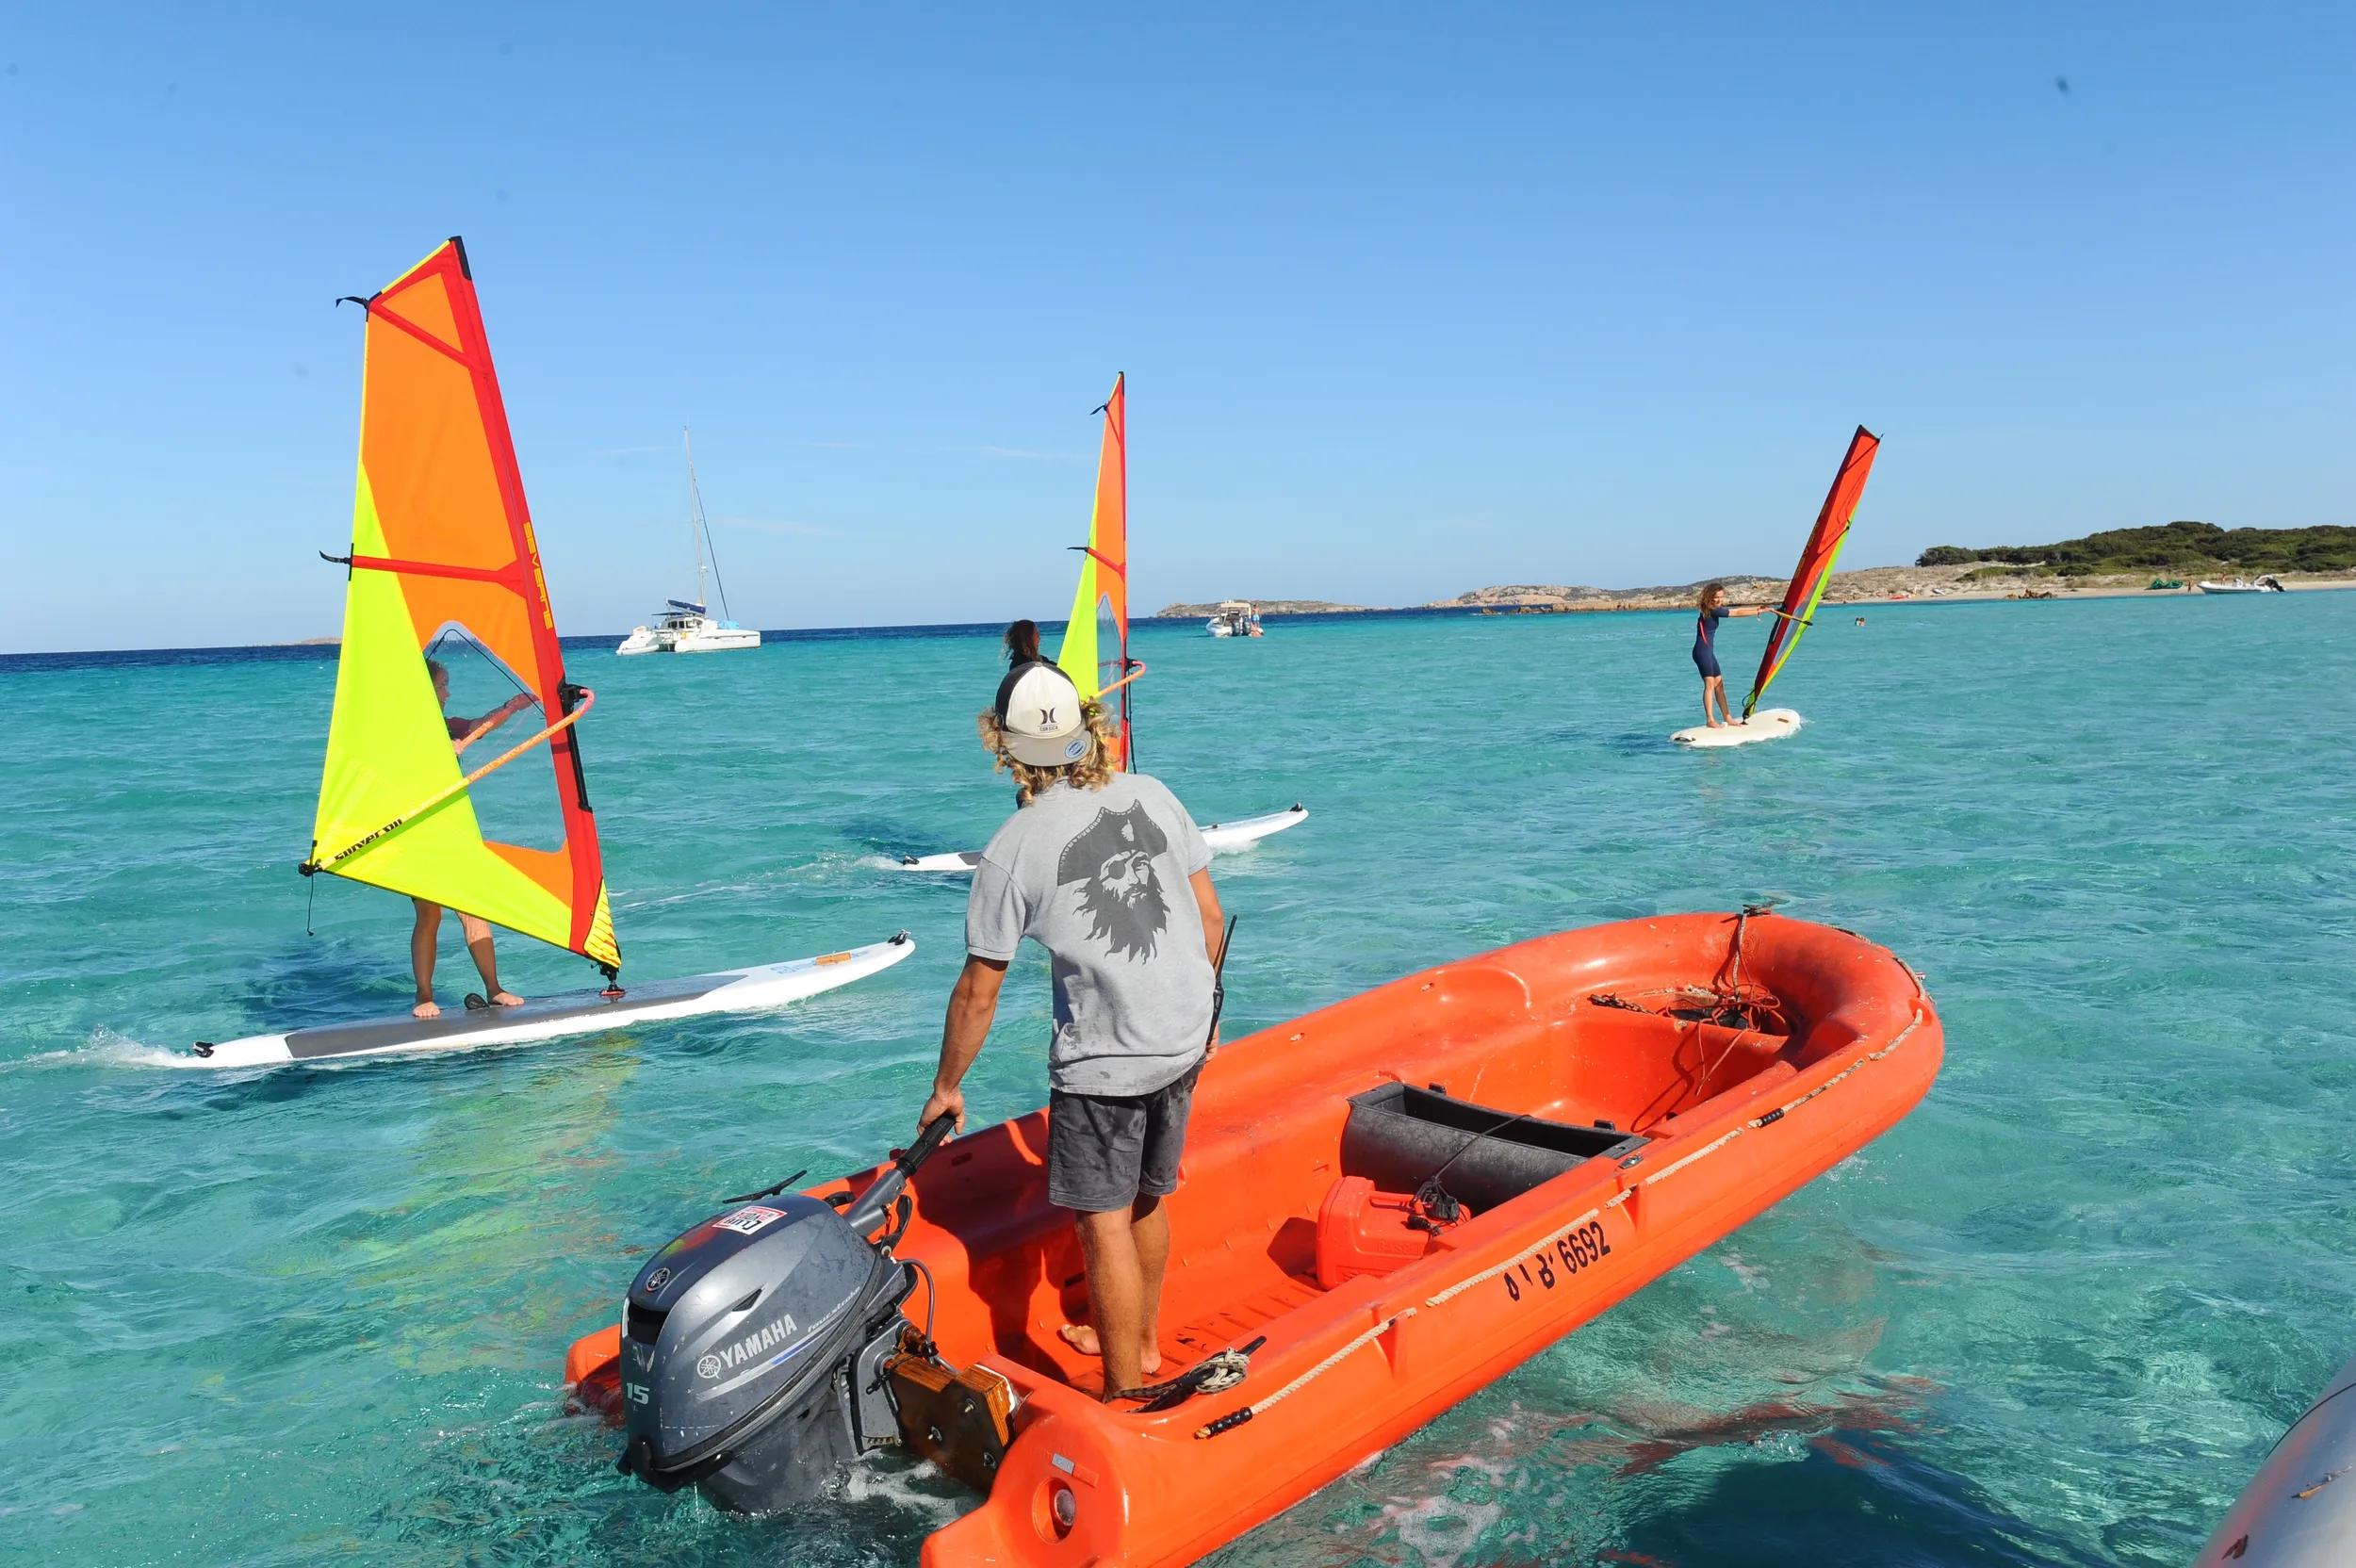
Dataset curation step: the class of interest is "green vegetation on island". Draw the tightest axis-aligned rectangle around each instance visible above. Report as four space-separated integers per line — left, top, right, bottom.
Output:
1917 521 2356 577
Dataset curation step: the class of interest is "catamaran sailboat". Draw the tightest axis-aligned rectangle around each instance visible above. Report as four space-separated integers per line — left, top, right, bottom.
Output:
895 375 1308 873
617 599 760 655
616 431 760 655
189 238 908 1069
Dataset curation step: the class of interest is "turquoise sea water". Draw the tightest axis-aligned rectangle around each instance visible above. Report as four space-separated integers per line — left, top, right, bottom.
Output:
4 594 2352 1568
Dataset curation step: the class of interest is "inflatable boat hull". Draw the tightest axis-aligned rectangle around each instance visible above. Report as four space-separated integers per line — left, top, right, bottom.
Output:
2196 1352 2356 1566
566 911 1940 1566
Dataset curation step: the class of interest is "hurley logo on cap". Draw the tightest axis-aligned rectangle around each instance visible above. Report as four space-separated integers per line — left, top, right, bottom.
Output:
994 660 1095 767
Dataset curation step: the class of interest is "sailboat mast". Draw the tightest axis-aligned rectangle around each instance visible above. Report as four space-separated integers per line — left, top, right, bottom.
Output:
684 427 709 611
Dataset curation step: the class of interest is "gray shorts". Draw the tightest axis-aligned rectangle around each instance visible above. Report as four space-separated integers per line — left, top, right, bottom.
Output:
1047 1060 1203 1213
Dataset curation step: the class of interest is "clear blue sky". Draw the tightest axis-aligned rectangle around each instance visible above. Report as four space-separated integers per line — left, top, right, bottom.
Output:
3 4 2349 651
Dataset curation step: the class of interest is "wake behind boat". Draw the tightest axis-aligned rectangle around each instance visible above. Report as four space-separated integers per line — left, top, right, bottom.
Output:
895 375 1306 873
1673 426 1880 748
197 238 899 1069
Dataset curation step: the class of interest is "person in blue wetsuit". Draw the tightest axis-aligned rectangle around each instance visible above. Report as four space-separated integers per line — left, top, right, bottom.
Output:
1692 582 1777 728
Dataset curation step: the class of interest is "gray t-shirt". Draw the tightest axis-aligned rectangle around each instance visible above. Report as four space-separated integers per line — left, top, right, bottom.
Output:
966 772 1215 1097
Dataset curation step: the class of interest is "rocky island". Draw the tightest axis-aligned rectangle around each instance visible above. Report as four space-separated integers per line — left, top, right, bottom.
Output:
1224 525 2356 616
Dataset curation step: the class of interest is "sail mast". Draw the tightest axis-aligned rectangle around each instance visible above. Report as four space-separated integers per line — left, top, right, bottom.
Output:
1742 426 1881 717
684 427 709 612
1053 373 1132 767
681 425 736 621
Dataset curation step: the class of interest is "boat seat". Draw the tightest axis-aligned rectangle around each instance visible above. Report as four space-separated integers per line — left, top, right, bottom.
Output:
1338 1083 1646 1213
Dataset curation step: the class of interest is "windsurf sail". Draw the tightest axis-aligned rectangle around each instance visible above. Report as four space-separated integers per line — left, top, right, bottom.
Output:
1742 426 1881 718
1054 373 1133 766
305 237 620 977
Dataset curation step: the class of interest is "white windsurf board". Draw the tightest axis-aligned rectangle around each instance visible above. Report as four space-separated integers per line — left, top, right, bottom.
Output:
188 932 915 1069
894 803 1308 874
1671 709 1803 748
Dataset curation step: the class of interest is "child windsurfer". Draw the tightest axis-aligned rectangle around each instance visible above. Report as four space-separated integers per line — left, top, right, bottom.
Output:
411 659 536 1019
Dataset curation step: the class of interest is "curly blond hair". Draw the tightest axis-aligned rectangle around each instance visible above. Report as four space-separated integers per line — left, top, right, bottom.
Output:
977 697 1121 806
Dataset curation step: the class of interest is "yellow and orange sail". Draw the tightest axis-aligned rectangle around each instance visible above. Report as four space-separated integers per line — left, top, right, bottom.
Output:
1743 426 1881 718
1054 373 1133 767
306 238 619 974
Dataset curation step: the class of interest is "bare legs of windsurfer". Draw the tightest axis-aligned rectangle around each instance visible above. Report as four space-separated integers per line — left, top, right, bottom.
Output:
411 899 523 1019
1699 673 1736 727
410 656 533 1018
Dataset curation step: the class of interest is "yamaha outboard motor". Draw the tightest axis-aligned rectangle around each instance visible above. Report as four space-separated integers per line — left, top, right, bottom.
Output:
614 1116 955 1511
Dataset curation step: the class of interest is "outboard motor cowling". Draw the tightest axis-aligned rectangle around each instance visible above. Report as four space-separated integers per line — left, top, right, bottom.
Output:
614 1117 955 1511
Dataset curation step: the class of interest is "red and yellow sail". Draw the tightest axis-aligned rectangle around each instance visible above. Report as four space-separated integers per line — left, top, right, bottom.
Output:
308 238 619 973
1743 426 1881 718
1054 373 1132 766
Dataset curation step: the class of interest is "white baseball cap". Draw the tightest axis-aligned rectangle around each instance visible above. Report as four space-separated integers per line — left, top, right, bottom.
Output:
993 660 1095 767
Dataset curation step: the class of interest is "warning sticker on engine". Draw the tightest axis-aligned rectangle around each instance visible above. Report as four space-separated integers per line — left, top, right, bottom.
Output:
714 1205 787 1235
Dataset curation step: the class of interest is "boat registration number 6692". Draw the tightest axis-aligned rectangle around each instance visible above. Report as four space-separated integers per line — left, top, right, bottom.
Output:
1501 1219 1612 1302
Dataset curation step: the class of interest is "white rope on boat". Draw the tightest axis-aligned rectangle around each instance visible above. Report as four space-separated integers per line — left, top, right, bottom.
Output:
1193 996 1931 1439
1195 1308 1420 1437
1746 1007 1925 1129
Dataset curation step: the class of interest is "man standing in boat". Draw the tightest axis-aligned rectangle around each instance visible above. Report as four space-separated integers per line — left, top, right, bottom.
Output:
411 658 535 1019
918 632 1226 1398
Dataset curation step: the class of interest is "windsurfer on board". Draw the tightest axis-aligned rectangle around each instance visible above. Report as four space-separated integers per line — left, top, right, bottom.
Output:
915 627 1226 1399
410 658 535 1019
1693 582 1783 728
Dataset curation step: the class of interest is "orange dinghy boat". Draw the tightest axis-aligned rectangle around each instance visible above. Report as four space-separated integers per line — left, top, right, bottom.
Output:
564 910 1940 1565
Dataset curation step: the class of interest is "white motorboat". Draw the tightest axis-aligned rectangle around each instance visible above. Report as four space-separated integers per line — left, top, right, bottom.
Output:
1205 599 1263 637
2198 575 2285 595
616 429 762 655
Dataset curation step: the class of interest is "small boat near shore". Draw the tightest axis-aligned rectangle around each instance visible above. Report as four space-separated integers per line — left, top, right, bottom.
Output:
1205 600 1262 637
564 909 1939 1566
2199 576 2285 595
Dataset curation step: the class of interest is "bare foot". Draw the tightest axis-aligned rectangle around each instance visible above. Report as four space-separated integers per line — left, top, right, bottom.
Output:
1706 719 1725 728
488 989 524 1006
1057 1322 1161 1379
412 999 441 1020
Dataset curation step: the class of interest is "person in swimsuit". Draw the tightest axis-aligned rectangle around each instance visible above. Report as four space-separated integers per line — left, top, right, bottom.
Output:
1692 582 1776 728
411 659 536 1019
